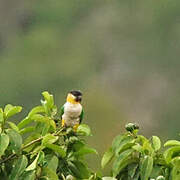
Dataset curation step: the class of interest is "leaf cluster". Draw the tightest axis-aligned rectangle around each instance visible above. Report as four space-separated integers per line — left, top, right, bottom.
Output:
102 123 180 180
0 91 99 180
1 91 180 180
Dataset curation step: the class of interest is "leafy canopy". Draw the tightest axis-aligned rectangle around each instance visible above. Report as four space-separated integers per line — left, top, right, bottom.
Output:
0 91 99 180
1 91 180 180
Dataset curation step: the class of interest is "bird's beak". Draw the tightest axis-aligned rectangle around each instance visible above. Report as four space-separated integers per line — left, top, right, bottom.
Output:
76 96 82 102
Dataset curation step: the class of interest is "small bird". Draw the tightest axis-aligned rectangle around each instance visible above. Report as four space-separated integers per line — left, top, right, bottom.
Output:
60 90 84 131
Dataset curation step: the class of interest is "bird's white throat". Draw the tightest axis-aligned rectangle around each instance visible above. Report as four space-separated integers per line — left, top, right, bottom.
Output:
62 102 82 126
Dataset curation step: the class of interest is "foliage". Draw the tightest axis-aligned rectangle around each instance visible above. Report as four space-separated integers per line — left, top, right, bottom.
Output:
1 91 180 180
102 123 180 180
0 91 100 180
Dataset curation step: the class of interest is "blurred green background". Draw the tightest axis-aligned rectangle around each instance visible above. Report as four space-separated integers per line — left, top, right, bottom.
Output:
1 0 180 173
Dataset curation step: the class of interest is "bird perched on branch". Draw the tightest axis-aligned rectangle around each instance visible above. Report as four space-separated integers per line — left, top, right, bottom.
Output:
60 90 84 131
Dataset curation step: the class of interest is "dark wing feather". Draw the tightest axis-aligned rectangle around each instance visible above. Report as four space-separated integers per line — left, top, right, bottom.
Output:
79 108 84 124
60 105 64 119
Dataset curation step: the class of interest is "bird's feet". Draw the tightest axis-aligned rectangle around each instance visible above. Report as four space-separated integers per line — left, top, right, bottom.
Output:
61 119 65 127
73 124 79 132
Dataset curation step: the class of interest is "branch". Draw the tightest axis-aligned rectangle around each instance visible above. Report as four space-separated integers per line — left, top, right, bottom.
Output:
22 136 43 150
0 153 16 164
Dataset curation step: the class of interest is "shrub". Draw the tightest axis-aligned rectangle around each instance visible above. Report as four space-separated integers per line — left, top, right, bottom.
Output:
0 91 99 180
102 123 180 180
1 91 180 180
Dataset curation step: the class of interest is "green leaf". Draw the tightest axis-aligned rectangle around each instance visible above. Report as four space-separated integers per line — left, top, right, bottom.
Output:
77 124 91 136
138 135 154 154
138 135 150 145
42 91 54 108
164 146 180 164
140 155 153 180
128 163 139 179
38 151 45 165
164 140 180 147
102 178 117 180
32 115 52 135
17 117 33 129
6 129 22 153
0 133 9 156
31 114 48 123
28 106 45 118
114 136 135 155
171 164 180 180
19 170 36 180
9 155 28 180
171 158 180 180
7 121 19 132
171 157 180 166
112 149 134 177
101 147 114 168
68 136 79 144
4 104 22 119
30 145 44 159
133 171 140 180
152 136 161 151
74 146 97 156
41 123 50 136
19 127 35 135
34 121 50 135
132 144 143 152
164 168 170 180
26 152 41 171
42 167 58 180
72 140 85 151
42 91 54 107
49 119 56 131
41 91 55 115
45 143 66 158
35 122 49 135
0 108 4 123
42 134 58 145
45 154 59 172
41 100 48 115
150 165 163 179
112 135 125 151
68 161 90 179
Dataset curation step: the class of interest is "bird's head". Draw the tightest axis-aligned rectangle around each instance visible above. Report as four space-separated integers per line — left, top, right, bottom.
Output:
66 90 82 104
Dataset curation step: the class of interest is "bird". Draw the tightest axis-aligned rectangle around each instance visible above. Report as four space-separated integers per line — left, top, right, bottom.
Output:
60 90 84 131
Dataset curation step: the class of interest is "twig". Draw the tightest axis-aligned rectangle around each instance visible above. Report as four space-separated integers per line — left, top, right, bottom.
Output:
0 153 16 164
22 136 43 150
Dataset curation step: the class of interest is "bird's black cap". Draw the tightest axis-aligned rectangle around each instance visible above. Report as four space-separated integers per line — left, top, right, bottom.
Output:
70 90 82 97
70 90 82 102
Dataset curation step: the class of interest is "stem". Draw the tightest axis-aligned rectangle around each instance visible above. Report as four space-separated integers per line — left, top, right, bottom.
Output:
61 173 66 180
22 136 43 150
1 117 6 133
0 128 64 165
0 153 16 164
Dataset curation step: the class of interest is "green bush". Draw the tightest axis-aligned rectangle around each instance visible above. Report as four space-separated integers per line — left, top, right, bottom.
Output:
0 91 180 180
102 123 180 180
0 91 99 180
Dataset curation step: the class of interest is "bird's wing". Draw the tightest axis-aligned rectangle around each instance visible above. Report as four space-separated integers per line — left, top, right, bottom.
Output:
79 108 84 124
60 105 64 119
